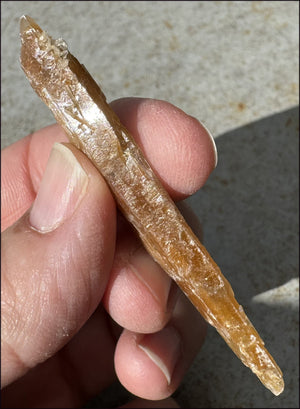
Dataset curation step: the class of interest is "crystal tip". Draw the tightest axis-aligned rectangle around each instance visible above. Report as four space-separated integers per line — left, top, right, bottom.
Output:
261 368 285 396
271 378 285 396
20 15 42 35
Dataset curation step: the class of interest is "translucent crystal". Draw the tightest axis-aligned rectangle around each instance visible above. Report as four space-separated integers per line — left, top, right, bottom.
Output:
20 15 284 396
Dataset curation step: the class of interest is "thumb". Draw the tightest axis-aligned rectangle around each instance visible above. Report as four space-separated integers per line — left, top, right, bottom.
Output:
1 142 116 388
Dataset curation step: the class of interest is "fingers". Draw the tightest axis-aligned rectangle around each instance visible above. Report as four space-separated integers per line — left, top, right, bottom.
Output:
104 98 216 333
1 305 118 408
1 97 216 396
103 219 179 333
110 97 217 200
1 143 116 387
114 292 207 400
103 201 202 334
2 98 216 230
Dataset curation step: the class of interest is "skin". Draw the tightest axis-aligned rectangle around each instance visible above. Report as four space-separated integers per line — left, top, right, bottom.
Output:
1 97 217 408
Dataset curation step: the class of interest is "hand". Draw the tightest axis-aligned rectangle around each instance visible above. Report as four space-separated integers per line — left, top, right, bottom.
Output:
1 97 217 408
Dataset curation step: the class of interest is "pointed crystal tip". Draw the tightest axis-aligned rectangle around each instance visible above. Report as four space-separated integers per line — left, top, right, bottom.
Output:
270 377 285 396
258 365 285 396
20 15 42 35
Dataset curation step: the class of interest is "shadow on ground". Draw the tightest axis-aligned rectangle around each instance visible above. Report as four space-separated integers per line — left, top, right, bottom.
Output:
187 106 298 299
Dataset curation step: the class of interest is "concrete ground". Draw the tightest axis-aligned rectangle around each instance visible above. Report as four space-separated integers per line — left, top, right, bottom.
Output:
1 1 299 408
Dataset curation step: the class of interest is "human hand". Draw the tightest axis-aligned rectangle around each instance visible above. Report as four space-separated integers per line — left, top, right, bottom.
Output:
1 97 217 407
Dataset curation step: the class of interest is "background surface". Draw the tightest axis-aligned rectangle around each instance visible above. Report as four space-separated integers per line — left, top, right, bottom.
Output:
1 1 299 408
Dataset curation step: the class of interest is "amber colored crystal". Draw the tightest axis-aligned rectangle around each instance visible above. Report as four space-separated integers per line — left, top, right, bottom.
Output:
19 15 284 395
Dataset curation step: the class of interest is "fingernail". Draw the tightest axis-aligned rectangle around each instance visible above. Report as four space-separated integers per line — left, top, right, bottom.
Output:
30 143 88 233
129 246 172 307
201 121 218 168
138 326 181 385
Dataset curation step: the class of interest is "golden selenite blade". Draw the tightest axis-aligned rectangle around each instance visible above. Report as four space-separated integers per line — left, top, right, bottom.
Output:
19 15 284 396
